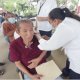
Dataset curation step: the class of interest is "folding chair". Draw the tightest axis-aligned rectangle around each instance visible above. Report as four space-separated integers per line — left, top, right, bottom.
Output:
17 68 24 80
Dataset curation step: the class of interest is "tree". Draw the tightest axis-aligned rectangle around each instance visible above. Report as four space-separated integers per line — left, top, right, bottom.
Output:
0 0 37 17
0 0 79 17
56 0 79 11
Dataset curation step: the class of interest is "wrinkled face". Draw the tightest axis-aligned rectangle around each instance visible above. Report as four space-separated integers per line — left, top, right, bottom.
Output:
18 23 34 42
48 17 62 28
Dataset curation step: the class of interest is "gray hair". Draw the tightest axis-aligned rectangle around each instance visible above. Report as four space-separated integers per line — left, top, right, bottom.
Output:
16 19 33 30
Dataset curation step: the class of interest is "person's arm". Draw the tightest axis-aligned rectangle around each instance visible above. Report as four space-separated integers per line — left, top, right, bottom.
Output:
15 61 42 80
15 61 32 77
37 24 77 50
28 51 46 69
38 51 46 61
36 16 48 21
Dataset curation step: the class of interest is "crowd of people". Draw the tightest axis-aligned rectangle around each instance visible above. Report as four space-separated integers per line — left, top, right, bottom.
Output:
0 0 80 79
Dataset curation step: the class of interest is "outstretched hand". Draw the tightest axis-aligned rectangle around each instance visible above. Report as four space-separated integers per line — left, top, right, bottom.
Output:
42 35 49 40
30 74 43 80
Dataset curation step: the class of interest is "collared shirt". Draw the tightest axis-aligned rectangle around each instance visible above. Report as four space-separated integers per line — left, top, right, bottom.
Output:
37 0 57 31
10 36 46 74
38 17 80 74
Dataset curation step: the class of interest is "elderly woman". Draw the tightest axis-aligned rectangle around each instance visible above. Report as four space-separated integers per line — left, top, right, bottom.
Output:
9 19 47 80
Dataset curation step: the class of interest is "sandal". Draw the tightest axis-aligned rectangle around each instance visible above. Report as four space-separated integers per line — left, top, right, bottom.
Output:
0 63 5 66
0 69 5 75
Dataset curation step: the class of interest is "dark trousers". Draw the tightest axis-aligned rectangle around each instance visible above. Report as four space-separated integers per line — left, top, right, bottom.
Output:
69 69 80 79
62 59 70 77
62 59 80 79
39 30 52 58
39 30 52 37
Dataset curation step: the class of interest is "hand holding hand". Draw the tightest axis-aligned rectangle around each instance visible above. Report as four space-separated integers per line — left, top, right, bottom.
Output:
28 58 40 69
30 74 43 80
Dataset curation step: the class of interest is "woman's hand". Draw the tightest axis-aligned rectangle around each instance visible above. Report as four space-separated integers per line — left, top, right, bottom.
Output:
33 26 42 40
42 35 49 40
33 26 38 34
28 58 41 69
30 74 43 80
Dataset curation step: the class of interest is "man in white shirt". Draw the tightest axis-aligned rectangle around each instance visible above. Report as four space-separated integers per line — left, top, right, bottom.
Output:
36 0 57 58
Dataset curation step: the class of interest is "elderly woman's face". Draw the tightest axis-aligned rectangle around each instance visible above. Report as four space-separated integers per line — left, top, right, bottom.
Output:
19 23 34 42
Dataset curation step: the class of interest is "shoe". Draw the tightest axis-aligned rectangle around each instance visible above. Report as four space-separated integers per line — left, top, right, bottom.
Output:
0 63 5 66
61 68 70 78
0 69 5 75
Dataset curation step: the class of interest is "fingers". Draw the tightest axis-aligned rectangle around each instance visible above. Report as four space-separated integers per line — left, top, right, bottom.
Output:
38 74 43 78
42 35 49 40
36 74 43 80
33 27 37 33
28 63 35 69
28 60 32 63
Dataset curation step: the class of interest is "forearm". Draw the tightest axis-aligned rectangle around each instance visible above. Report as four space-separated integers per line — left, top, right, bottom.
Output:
38 51 47 61
37 16 48 21
15 61 32 77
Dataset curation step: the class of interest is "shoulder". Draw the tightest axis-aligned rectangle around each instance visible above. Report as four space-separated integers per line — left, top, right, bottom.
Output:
32 35 38 43
57 17 80 33
10 37 21 47
63 17 80 28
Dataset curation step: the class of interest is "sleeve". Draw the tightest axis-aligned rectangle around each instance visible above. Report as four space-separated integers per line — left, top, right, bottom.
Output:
9 43 20 62
38 23 77 50
3 23 10 35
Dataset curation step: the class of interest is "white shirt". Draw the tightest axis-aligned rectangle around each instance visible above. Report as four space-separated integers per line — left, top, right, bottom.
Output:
38 17 80 74
37 0 57 31
14 31 20 39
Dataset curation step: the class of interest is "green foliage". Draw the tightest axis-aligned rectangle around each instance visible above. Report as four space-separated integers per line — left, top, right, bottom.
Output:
56 0 79 11
0 0 79 16
56 0 66 6
0 0 37 17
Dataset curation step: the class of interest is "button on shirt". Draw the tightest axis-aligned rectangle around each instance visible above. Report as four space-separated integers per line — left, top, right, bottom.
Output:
10 36 46 74
37 0 57 31
38 17 80 74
